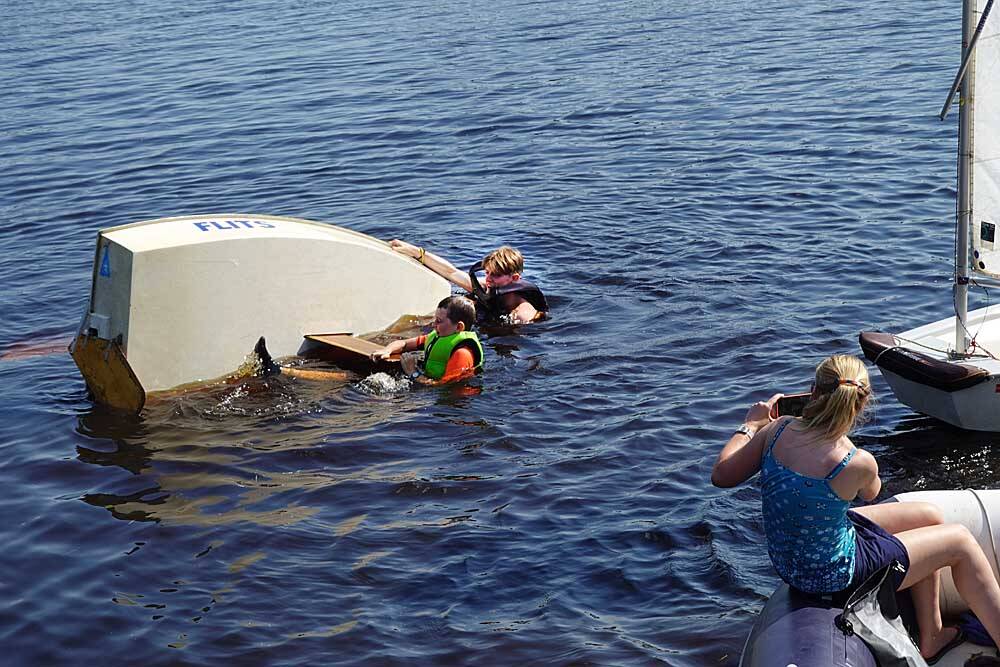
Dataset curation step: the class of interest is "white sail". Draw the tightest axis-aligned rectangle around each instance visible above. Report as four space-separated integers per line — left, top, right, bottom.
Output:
971 0 1000 277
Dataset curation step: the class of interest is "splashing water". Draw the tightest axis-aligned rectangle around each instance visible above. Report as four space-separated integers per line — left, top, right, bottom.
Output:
233 350 266 378
356 372 411 395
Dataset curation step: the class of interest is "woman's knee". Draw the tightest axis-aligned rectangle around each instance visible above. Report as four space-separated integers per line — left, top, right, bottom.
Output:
941 523 981 561
903 523 979 571
916 502 945 527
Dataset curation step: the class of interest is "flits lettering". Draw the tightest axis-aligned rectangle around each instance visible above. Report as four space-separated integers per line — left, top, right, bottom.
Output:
192 219 276 232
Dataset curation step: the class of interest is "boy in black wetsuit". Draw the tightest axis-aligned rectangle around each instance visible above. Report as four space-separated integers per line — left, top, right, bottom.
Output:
388 241 548 324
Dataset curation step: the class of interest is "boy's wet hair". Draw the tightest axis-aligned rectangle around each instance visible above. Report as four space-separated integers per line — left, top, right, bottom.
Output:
482 246 524 276
438 295 476 329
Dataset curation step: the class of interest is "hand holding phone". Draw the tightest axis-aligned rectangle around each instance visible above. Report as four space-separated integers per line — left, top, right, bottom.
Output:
770 392 811 419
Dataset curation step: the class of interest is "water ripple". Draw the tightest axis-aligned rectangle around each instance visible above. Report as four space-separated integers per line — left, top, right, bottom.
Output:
0 0 982 664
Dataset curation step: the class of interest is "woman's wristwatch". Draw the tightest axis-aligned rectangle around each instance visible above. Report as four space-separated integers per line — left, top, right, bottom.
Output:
734 423 756 438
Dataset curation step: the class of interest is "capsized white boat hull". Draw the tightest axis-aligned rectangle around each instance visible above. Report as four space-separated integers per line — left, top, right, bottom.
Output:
73 214 451 398
861 306 1000 431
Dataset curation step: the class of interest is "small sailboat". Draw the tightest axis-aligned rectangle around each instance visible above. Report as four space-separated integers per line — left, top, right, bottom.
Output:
70 214 450 412
859 0 1000 431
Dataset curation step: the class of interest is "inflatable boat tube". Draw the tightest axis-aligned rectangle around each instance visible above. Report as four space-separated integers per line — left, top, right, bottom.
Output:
738 583 877 666
740 490 1000 667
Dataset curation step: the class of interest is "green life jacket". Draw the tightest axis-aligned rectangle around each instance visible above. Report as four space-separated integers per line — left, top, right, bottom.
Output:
422 330 484 380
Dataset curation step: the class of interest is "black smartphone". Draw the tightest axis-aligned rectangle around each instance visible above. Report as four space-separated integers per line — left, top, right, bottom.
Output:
771 392 811 418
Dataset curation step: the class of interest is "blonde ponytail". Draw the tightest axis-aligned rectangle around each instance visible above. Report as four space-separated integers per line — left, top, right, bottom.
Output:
801 355 872 440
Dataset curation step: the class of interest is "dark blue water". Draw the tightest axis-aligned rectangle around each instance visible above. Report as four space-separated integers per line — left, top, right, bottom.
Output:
3 0 997 664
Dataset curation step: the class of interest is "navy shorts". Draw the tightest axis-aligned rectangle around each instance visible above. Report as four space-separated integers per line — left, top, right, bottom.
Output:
847 509 910 593
797 510 912 609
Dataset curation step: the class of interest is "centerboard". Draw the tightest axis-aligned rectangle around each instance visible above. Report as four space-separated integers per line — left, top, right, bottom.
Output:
301 333 402 374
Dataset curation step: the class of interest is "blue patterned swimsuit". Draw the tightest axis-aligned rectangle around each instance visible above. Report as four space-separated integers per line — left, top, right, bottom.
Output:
760 418 857 593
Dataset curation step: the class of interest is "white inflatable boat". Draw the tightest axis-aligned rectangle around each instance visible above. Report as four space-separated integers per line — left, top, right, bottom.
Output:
741 490 1000 666
70 214 450 412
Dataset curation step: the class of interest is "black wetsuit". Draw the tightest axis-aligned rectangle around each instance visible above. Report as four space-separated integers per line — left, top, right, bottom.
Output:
471 279 548 322
467 261 549 323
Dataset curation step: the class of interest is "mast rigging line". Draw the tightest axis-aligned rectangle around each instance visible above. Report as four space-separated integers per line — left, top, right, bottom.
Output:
951 274 1000 359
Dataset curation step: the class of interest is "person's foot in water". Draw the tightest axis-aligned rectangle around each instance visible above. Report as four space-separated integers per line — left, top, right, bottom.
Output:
254 336 281 377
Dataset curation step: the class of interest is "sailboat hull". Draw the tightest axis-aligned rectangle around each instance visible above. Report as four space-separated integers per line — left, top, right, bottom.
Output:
860 306 1000 431
878 367 999 430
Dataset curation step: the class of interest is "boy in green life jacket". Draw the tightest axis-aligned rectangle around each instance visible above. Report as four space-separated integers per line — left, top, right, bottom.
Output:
250 296 483 386
371 295 483 385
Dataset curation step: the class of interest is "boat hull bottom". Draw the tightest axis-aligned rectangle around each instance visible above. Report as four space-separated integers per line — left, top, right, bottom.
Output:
880 367 1000 431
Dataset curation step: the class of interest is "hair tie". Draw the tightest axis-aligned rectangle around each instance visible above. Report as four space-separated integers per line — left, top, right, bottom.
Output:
838 378 871 396
815 378 871 396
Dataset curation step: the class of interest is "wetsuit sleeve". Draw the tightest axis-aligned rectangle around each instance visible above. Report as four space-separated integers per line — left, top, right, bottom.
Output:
412 334 427 349
438 347 476 383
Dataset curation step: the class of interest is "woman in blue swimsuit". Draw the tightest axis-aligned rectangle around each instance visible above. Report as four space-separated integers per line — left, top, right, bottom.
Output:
712 354 1000 663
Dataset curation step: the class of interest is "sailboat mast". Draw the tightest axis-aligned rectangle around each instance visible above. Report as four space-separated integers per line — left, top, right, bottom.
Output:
955 0 976 355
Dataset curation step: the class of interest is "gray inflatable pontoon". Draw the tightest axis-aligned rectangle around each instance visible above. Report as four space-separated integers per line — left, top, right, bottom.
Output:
739 583 876 667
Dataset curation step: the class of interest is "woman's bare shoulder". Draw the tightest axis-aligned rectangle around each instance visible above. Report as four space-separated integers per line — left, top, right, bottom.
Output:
848 444 878 473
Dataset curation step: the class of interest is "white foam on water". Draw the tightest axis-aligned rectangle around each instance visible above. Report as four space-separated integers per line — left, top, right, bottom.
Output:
356 372 411 395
